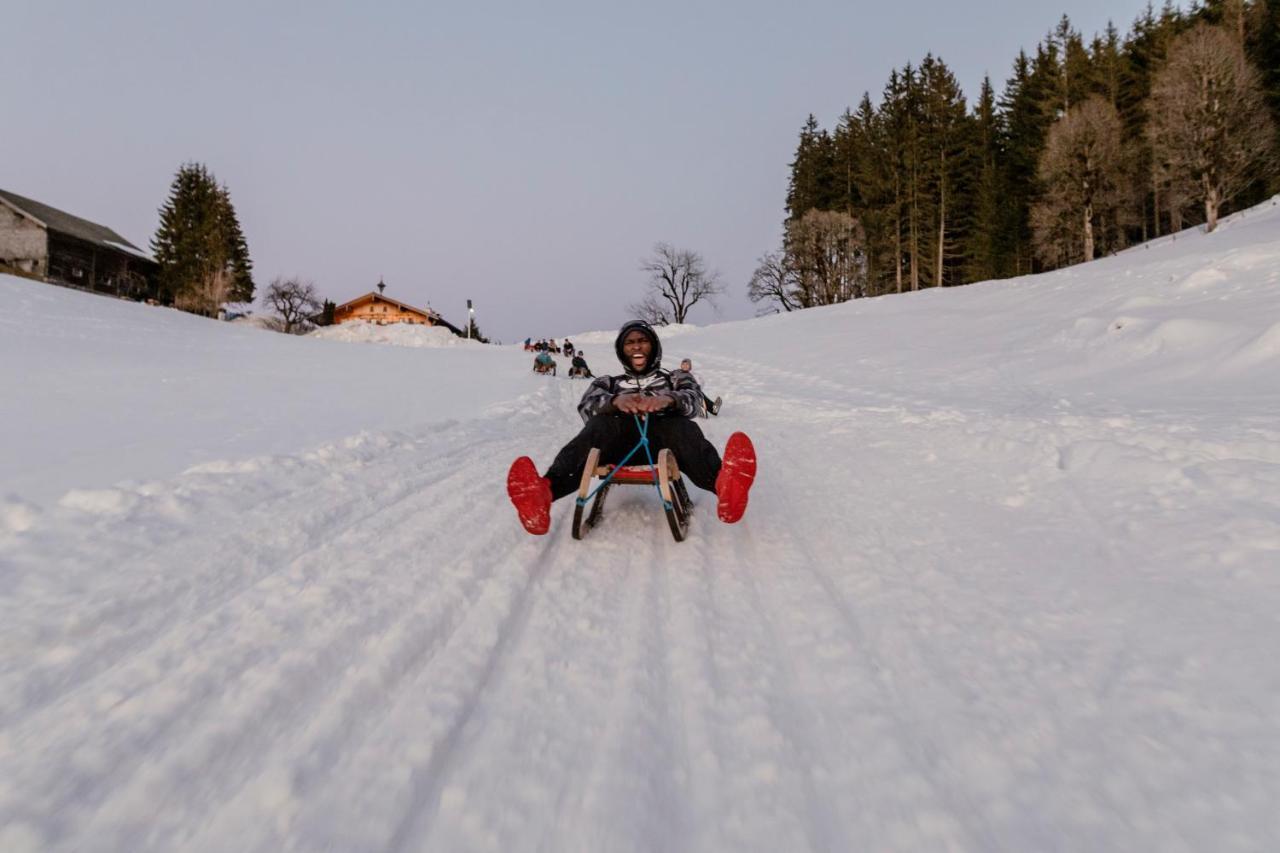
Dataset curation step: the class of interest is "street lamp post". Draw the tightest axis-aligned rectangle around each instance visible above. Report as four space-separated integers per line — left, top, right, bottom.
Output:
467 299 474 340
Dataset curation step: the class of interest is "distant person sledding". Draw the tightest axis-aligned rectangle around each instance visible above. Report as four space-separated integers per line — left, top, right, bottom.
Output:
563 339 575 358
533 350 557 376
568 351 593 379
676 358 721 417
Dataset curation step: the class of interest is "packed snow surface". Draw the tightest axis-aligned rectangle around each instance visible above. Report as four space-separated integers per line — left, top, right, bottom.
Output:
2 199 1280 851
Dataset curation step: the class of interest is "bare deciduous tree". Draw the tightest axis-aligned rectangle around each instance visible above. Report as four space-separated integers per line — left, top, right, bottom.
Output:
746 250 801 314
628 293 670 326
1031 96 1129 267
1147 23 1277 232
264 276 322 334
783 209 867 307
628 243 724 325
1151 145 1199 234
174 269 233 317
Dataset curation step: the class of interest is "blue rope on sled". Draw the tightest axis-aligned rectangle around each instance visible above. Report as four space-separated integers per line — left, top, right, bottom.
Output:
575 414 671 510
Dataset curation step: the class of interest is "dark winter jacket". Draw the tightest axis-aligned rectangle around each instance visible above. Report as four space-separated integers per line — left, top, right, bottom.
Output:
576 321 704 421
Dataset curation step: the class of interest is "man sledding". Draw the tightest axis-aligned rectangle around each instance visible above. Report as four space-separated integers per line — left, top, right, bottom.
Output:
532 349 557 376
506 320 756 537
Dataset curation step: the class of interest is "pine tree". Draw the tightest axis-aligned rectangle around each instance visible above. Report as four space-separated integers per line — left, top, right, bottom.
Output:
316 299 337 327
851 93 895 294
999 52 1043 274
965 76 1006 281
918 54 969 288
1120 5 1164 136
897 63 925 291
1092 22 1127 107
215 185 254 303
150 163 254 314
1122 2 1188 238
1042 15 1100 112
1250 0 1280 191
785 115 838 220
879 69 911 292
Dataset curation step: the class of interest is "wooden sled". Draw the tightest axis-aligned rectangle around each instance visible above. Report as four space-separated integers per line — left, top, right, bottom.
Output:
571 447 693 542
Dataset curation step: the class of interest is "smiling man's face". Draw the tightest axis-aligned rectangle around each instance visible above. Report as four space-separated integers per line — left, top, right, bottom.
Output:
622 330 652 371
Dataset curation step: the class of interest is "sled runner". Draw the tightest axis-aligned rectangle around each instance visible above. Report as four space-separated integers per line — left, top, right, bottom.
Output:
572 415 692 542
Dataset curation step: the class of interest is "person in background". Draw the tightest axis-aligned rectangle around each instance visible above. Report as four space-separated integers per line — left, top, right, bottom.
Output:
677 358 721 416
569 350 592 378
533 349 557 376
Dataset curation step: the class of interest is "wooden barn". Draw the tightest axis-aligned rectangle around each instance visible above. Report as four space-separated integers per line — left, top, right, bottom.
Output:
332 281 462 333
0 188 158 299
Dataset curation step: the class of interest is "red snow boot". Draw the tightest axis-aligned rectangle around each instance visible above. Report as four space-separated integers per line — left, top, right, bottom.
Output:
507 456 552 535
715 432 757 523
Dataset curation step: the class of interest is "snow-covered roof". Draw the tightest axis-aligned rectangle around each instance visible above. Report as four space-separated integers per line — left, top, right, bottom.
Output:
0 188 153 262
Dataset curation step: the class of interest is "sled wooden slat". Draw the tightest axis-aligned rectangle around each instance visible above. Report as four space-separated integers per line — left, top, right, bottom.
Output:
572 448 602 540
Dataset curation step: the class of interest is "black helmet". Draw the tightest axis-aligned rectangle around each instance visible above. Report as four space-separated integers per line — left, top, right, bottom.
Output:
614 320 662 376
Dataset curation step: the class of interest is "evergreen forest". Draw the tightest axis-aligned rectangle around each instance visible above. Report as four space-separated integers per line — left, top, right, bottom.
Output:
758 0 1280 313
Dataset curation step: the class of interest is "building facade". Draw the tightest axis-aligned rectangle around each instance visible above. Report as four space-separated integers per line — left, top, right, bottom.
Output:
0 188 157 299
332 283 462 333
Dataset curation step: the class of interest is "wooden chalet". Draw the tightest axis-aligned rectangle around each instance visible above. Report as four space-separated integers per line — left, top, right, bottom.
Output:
0 188 158 299
333 281 462 334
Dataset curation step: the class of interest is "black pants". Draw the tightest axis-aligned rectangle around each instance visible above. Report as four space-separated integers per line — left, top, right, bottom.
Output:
545 415 722 500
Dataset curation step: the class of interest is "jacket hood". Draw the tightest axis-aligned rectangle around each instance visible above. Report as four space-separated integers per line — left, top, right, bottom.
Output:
614 320 662 376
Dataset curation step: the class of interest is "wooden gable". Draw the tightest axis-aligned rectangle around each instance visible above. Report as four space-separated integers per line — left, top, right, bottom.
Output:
333 291 437 325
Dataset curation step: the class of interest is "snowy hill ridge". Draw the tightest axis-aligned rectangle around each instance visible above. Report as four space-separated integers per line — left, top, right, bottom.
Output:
684 194 1280 409
1 199 1280 851
309 320 485 349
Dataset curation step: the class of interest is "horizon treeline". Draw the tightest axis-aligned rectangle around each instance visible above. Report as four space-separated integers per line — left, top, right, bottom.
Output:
756 0 1280 312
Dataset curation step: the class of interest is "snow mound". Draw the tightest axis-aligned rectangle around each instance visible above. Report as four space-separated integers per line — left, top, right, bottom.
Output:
229 314 278 331
310 321 480 348
1102 316 1241 358
1225 321 1280 370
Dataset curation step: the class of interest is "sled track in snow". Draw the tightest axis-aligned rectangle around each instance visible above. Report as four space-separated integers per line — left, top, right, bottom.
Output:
742 430 996 849
1 399 585 850
5 352 1280 851
2 425 481 726
382 528 562 851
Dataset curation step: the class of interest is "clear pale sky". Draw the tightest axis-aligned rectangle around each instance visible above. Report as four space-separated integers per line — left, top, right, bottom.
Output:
6 0 1136 341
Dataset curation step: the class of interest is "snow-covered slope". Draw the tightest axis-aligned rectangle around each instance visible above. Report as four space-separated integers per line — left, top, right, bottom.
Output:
0 288 526 507
2 200 1279 852
309 320 484 349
